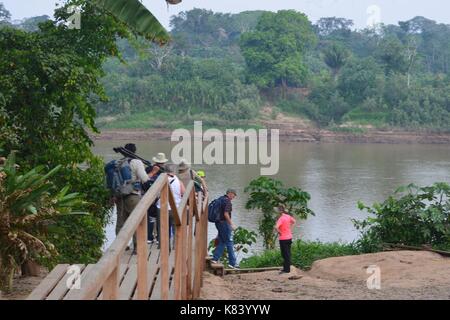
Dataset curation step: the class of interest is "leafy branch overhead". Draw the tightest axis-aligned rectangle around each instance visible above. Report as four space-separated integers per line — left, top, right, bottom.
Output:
91 0 172 44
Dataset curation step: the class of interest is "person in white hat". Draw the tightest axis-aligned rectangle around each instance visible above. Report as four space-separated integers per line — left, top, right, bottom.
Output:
147 152 169 179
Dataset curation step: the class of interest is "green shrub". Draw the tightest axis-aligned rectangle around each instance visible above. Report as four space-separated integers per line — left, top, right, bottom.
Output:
240 240 360 270
353 183 450 252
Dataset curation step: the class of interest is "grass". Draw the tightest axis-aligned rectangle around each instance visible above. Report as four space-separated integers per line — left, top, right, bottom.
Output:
97 109 266 131
240 240 361 271
328 126 368 134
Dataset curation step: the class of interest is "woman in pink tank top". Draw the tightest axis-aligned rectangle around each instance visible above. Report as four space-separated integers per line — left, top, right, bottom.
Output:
275 205 296 274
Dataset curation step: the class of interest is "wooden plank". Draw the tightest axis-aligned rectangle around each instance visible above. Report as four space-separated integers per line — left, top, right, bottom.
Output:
65 174 167 300
168 187 181 226
168 251 176 300
186 193 194 299
46 264 86 300
224 267 281 274
132 247 160 300
193 216 204 299
64 264 96 300
180 205 188 299
96 262 129 300
210 262 225 277
160 181 170 300
136 215 148 300
27 264 70 300
118 254 138 300
120 249 133 265
177 182 193 221
102 264 120 300
173 213 184 300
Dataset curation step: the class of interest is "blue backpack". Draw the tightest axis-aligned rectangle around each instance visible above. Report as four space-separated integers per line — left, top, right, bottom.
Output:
105 158 139 196
208 196 225 223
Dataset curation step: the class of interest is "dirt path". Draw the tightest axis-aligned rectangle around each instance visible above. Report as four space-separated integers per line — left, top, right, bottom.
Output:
200 251 450 300
0 270 47 300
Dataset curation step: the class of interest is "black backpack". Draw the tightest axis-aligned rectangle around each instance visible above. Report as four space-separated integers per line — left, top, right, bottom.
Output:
208 196 225 223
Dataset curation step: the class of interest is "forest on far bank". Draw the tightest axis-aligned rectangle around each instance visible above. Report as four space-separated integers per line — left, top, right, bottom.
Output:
97 9 450 131
6 7 450 131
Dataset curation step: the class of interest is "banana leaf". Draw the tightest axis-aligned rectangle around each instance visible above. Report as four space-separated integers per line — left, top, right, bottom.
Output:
92 0 171 44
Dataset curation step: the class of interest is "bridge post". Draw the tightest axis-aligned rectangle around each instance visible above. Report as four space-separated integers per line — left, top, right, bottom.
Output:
136 212 148 300
160 179 170 300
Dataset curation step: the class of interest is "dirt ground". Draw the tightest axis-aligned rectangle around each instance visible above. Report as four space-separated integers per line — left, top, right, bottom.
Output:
200 251 450 300
0 268 47 300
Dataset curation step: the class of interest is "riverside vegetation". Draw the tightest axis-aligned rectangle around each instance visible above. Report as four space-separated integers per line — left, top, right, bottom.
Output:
91 9 450 131
240 179 450 270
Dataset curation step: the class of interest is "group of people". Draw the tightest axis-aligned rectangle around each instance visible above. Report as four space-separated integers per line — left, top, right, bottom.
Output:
112 143 297 275
113 143 206 252
210 198 296 273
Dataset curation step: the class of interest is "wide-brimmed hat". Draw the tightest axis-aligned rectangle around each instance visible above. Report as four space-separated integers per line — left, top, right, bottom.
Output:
152 152 168 164
178 159 191 171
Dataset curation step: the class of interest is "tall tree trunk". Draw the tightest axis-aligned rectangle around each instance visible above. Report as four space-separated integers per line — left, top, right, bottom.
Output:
281 78 287 99
21 260 41 277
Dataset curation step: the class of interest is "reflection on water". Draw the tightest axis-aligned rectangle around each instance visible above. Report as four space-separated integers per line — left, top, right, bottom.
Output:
94 141 450 256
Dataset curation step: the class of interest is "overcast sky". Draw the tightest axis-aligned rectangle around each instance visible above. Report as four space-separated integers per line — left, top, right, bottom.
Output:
3 0 450 29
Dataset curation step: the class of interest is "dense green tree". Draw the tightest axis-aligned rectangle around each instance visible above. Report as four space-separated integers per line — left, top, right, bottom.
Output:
323 42 350 80
240 10 317 95
0 0 175 266
315 17 353 37
338 57 382 104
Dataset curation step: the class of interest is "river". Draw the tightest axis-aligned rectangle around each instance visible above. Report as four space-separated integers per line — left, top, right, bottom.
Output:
93 140 450 256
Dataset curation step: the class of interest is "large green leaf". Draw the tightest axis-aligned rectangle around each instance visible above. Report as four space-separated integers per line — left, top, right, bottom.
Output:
92 0 171 44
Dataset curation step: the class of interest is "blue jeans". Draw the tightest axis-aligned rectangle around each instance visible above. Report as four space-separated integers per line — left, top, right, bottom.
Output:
213 221 236 267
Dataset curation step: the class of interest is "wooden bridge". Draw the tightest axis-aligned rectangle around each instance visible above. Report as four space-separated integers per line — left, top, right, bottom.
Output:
27 173 209 300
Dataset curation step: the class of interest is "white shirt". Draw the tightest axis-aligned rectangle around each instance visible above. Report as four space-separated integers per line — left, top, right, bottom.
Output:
157 175 182 210
130 159 149 184
129 159 149 195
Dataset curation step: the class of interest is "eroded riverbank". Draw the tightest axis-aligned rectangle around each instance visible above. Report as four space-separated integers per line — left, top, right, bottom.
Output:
91 128 450 144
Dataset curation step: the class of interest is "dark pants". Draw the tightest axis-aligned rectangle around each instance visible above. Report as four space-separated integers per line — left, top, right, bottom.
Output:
213 221 236 267
116 194 140 249
147 214 156 241
156 208 175 249
279 239 292 272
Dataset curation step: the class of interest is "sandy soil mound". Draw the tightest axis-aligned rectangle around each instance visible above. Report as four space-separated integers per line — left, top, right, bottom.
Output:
200 251 450 300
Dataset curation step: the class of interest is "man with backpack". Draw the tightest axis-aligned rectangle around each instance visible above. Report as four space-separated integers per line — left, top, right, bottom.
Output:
210 189 239 269
105 143 150 252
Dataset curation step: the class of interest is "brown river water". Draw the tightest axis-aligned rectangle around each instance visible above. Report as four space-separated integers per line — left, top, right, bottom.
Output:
93 140 450 258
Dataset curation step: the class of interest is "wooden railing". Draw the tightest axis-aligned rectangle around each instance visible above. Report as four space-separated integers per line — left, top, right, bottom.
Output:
64 173 209 300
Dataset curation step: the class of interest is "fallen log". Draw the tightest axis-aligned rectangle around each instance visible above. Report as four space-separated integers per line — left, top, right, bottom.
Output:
224 267 281 275
383 243 450 257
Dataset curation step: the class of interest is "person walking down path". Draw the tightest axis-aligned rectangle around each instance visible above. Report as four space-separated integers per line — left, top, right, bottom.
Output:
275 206 296 274
212 189 239 269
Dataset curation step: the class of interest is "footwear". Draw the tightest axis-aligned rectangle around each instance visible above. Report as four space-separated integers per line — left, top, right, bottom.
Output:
210 260 219 264
279 270 290 275
228 264 240 270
